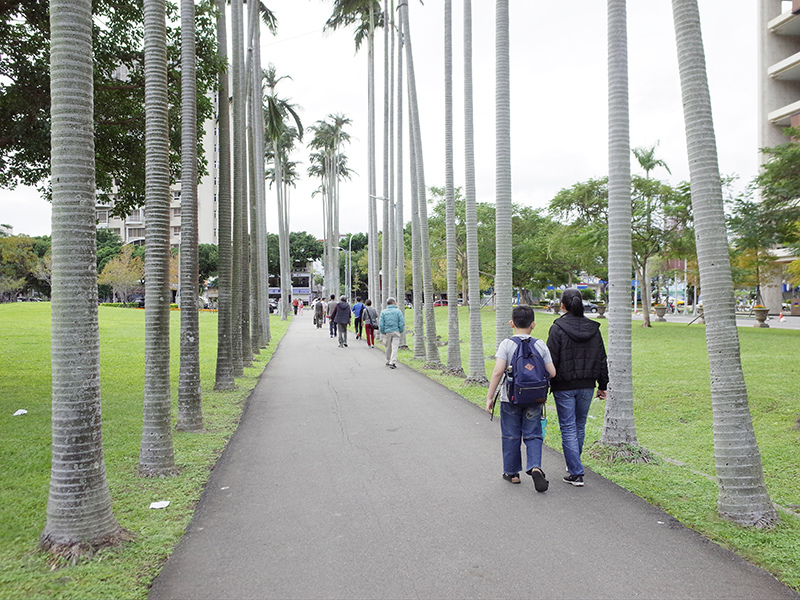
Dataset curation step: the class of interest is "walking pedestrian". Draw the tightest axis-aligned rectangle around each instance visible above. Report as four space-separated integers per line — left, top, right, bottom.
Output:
486 304 555 490
314 297 325 329
546 288 608 487
361 299 378 348
330 295 352 347
292 297 299 315
327 294 337 338
298 300 304 316
352 297 365 339
379 297 405 368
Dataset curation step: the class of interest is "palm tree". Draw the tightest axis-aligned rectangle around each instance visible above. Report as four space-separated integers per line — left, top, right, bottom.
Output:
177 0 203 432
463 0 486 384
41 0 126 556
232 0 252 370
387 0 397 306
395 10 408 348
139 0 177 476
399 0 440 367
263 66 302 319
324 1 382 305
672 0 777 527
408 100 426 360
602 0 637 446
214 0 236 390
632 143 671 327
494 0 512 352
443 0 463 376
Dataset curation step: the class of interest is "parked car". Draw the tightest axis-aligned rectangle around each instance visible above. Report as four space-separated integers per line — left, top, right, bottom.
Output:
582 300 598 313
433 299 447 307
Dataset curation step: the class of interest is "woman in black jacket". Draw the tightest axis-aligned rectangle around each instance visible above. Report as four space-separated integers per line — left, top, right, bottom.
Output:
546 288 608 486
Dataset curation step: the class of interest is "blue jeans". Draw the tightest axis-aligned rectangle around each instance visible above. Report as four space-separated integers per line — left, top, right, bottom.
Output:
552 388 594 476
499 402 544 474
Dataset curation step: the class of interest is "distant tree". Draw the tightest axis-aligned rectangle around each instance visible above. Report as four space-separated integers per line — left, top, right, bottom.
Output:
97 245 144 303
198 243 218 283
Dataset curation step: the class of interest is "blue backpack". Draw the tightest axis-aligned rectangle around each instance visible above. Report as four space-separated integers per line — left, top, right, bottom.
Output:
505 336 549 405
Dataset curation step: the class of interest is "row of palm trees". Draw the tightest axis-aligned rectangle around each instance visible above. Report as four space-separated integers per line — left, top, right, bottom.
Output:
43 0 777 557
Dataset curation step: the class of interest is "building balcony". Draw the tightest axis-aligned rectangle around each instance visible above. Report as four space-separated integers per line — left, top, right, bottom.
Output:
769 10 800 36
768 49 800 80
768 98 800 125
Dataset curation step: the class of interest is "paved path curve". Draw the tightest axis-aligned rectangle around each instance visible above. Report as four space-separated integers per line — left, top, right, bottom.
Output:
149 316 797 600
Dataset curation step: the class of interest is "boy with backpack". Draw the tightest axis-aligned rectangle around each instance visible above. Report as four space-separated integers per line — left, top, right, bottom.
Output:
486 304 556 492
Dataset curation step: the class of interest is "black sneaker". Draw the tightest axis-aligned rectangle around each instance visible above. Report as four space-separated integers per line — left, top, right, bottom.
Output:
526 468 549 492
563 474 584 486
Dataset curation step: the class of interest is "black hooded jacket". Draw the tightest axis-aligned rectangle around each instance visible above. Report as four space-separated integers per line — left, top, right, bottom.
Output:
546 313 609 392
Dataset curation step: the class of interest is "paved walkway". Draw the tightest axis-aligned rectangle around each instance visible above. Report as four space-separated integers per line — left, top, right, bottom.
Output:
149 315 797 600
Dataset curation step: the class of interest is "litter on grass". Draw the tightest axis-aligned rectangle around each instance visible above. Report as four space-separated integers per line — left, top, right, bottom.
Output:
13 409 27 416
149 501 170 509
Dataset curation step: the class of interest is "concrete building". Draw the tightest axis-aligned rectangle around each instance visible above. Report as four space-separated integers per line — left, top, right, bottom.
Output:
96 97 219 249
758 0 800 313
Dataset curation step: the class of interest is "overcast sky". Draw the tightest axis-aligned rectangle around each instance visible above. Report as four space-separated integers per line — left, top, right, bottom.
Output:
0 0 761 239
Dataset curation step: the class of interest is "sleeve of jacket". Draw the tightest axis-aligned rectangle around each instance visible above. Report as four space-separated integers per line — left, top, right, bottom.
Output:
398 310 405 332
595 332 609 391
331 304 338 321
546 324 561 370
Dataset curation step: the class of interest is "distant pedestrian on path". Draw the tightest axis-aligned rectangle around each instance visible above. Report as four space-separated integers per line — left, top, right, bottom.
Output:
361 299 378 348
330 295 352 348
486 304 555 491
292 298 299 315
298 300 304 316
352 297 365 339
313 298 324 328
327 294 337 338
546 288 608 487
379 297 405 368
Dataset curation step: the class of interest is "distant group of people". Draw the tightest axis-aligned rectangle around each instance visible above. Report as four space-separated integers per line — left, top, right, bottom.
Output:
308 294 404 368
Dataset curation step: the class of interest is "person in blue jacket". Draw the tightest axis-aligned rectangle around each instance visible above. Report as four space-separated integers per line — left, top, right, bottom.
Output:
378 297 405 369
352 297 365 339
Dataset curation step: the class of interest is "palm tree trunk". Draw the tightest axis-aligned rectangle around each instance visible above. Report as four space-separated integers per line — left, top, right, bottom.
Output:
368 9 378 307
400 0 440 367
214 0 235 390
602 0 637 446
177 0 203 431
42 0 126 555
444 0 463 376
382 1 391 309
247 98 262 346
494 0 512 351
672 0 777 527
641 258 652 327
396 10 408 348
408 100 425 361
139 0 177 476
388 1 397 305
463 0 486 384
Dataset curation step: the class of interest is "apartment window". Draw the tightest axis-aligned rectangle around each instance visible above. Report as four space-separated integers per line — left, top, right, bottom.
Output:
172 207 181 217
128 209 144 223
172 190 181 201
172 226 181 236
127 227 145 239
96 210 109 224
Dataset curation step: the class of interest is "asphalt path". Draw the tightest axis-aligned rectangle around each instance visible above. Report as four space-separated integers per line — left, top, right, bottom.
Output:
149 315 797 600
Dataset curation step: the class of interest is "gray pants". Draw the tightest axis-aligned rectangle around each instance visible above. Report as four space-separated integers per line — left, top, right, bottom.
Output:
337 322 348 346
384 330 401 365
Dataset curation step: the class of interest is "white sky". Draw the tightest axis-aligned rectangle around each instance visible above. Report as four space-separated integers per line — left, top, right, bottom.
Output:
0 0 760 239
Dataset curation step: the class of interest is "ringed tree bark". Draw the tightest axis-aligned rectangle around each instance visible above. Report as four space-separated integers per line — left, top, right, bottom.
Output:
42 0 128 557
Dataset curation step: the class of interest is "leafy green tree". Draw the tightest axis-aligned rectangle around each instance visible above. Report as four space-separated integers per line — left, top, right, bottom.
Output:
266 232 324 279
97 245 144 304
198 243 218 282
0 1 222 216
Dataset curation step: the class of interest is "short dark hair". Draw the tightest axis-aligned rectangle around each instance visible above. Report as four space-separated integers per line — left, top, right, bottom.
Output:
561 288 585 317
365 299 372 306
512 304 535 329
330 294 335 300
356 297 362 302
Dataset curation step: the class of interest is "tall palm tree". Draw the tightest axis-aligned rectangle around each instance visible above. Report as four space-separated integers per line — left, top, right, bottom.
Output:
399 0 440 367
139 0 177 476
632 144 671 328
396 10 408 348
602 0 637 446
443 0 463 376
463 0 486 384
177 0 203 432
494 0 512 352
41 0 126 555
387 0 397 306
324 1 382 305
232 0 252 370
672 0 777 527
408 100 426 360
214 0 235 390
263 66 302 319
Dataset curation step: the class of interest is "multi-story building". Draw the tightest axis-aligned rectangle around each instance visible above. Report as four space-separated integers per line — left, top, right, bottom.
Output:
96 97 219 249
758 0 800 313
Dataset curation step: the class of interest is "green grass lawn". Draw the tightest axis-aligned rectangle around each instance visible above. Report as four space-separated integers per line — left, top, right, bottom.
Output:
0 303 290 599
398 306 800 591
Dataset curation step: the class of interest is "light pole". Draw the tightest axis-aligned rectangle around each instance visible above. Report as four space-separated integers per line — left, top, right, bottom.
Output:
369 195 389 305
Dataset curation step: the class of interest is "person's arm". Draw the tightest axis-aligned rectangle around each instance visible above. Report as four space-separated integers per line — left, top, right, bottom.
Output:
596 332 609 398
331 305 337 321
398 311 405 333
545 361 556 379
486 358 507 412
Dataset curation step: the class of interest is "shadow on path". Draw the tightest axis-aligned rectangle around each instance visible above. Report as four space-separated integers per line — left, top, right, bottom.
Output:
149 316 797 599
